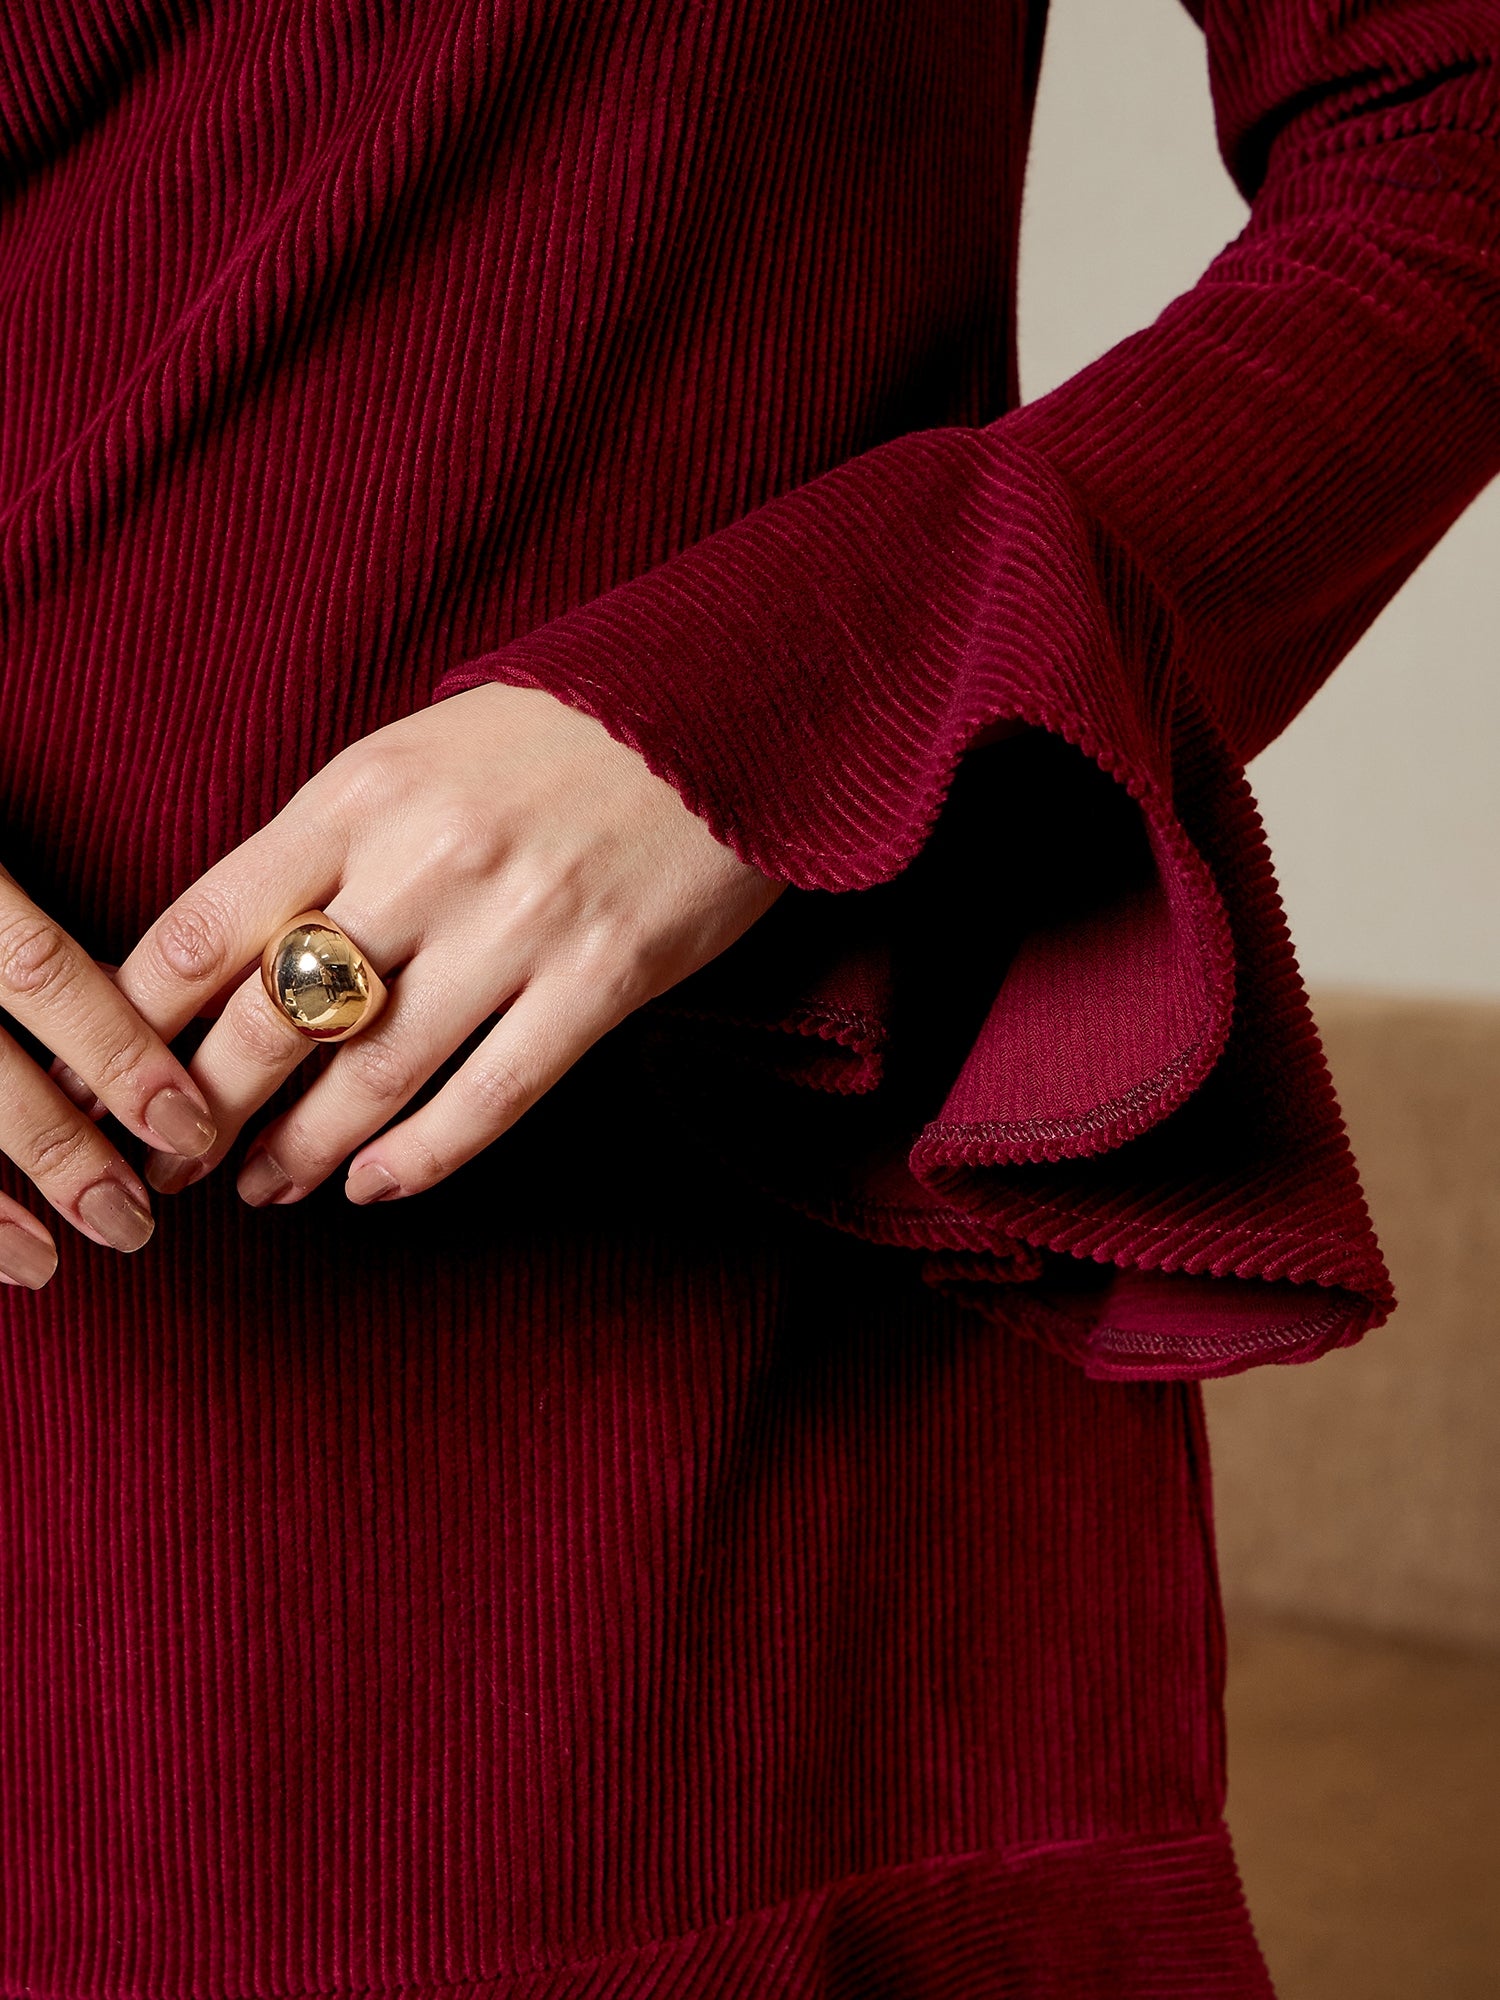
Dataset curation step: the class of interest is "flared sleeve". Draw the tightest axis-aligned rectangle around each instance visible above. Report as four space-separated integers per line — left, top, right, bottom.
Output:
431 0 1500 1379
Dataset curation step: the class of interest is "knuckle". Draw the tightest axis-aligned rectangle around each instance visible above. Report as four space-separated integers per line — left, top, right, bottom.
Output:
398 1129 455 1193
405 798 504 889
417 801 488 873
278 1126 344 1181
331 741 417 820
26 1112 94 1181
466 1051 532 1123
339 1033 418 1108
0 912 76 1002
335 750 499 884
87 1024 154 1097
509 860 586 935
231 992 302 1071
154 897 232 983
571 924 652 1012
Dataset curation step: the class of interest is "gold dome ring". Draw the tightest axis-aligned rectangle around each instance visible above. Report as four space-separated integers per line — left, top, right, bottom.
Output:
259 910 388 1044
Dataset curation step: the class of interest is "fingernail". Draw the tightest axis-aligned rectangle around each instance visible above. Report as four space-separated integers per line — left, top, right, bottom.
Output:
146 1151 209 1195
0 1221 58 1289
76 1179 155 1252
238 1149 293 1208
345 1162 400 1205
144 1086 217 1157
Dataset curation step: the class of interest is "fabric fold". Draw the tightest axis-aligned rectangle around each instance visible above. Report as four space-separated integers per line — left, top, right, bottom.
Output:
430 1 1500 1378
430 439 1388 1378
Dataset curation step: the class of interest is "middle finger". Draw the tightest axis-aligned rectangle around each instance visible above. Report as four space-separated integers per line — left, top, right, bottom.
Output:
0 1026 156 1252
225 952 516 1206
146 899 420 1195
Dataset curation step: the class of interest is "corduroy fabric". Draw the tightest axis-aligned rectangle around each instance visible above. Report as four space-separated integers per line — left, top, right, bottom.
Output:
0 0 1496 1990
429 0 1500 1376
0 1042 1274 1993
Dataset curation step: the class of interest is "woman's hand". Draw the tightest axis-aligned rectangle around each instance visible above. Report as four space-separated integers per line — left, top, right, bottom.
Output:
115 685 785 1207
0 863 218 1287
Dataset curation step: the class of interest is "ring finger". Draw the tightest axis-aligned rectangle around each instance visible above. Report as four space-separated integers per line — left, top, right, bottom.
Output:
337 968 633 1205
145 900 426 1198
226 948 518 1205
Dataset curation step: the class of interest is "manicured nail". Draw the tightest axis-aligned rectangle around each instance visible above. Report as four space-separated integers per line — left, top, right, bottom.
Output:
238 1150 293 1208
147 1151 210 1195
345 1162 400 1205
0 1221 58 1289
144 1086 217 1157
76 1179 155 1252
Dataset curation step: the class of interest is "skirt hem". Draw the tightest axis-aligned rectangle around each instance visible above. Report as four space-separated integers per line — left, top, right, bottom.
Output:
8 1824 1275 2000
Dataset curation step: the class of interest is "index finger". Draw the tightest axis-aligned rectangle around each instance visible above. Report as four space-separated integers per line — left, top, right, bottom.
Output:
115 820 336 1044
0 884 218 1162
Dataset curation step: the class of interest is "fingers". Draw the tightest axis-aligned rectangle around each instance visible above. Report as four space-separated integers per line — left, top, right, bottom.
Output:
0 885 217 1161
114 817 337 1043
339 972 628 1205
144 895 422 1195
0 1027 156 1258
0 1191 58 1290
219 958 514 1206
141 963 323 1195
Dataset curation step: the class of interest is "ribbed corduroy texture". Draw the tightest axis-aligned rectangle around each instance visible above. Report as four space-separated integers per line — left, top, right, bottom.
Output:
0 0 1495 1989
431 0 1500 1377
1 1056 1276 1992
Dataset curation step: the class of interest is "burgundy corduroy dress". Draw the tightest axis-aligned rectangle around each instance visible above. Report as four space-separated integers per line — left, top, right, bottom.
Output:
2 1 1498 1993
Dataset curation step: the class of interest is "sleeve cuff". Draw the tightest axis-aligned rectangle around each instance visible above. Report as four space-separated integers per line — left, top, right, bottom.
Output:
430 427 1394 1378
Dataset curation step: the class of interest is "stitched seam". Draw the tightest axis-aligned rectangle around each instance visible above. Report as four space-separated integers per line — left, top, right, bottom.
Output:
1089 1302 1353 1362
917 1028 1219 1157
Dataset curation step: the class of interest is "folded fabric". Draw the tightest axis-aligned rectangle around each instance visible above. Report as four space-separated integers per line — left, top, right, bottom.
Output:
433 0 1500 1378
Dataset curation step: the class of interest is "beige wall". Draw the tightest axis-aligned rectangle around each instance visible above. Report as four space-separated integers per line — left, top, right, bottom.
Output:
1020 0 1500 1000
1022 4 1500 1656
